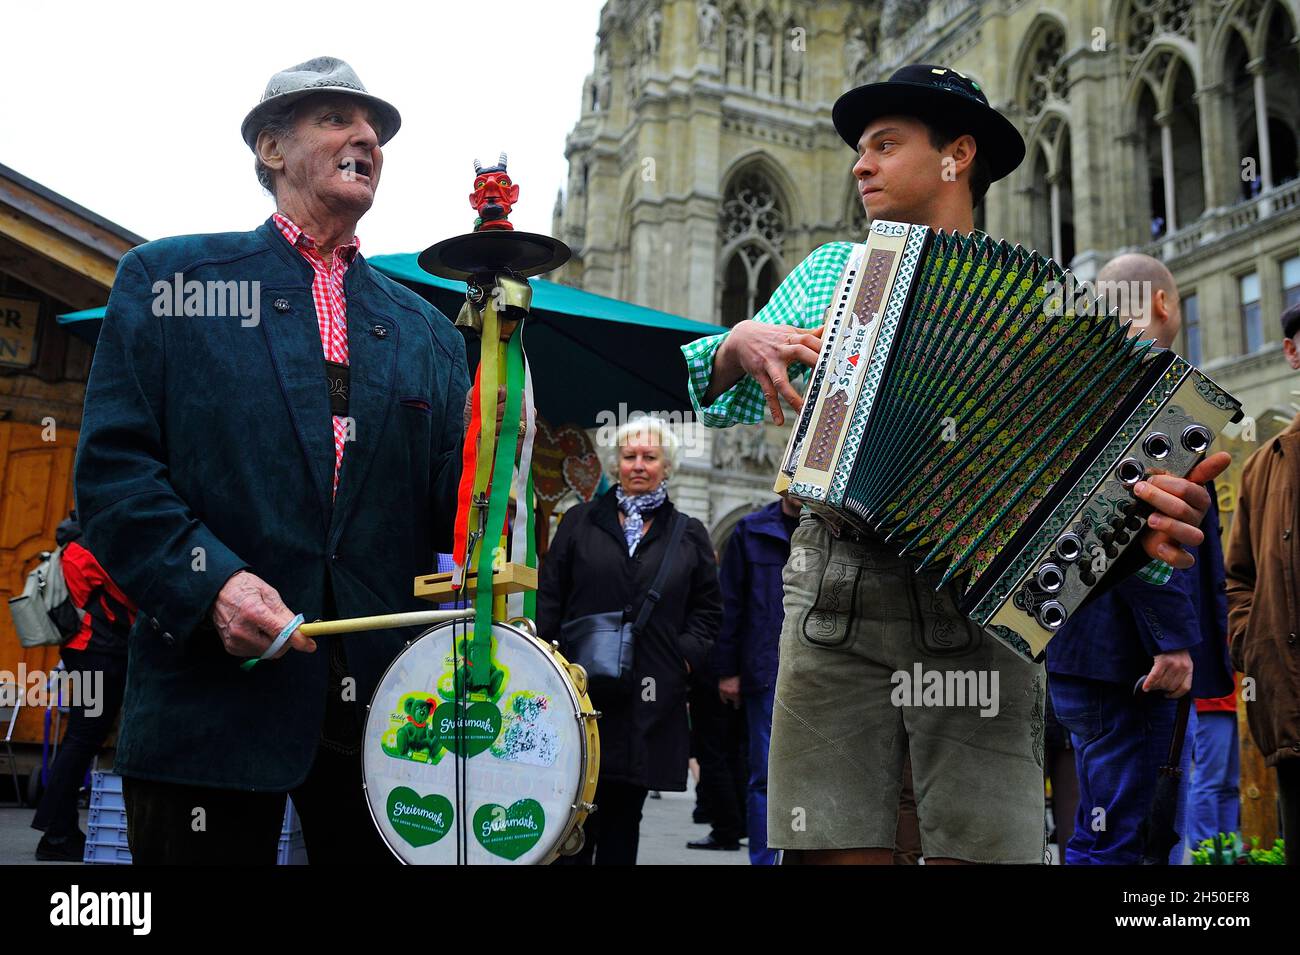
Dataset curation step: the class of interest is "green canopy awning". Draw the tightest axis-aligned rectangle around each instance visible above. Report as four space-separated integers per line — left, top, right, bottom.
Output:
58 254 722 428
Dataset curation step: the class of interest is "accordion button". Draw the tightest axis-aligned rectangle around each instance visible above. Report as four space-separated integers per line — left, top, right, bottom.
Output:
1113 531 1130 545
1111 516 1127 530
1104 544 1119 559
1079 569 1097 587
1126 514 1144 530
1097 527 1114 544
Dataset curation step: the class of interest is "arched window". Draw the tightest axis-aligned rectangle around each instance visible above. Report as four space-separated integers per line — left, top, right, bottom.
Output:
1021 22 1069 118
1017 20 1075 262
1136 81 1168 237
719 170 787 327
1121 1 1206 236
1222 0 1300 199
1132 50 1204 236
1024 120 1075 263
1168 60 1206 226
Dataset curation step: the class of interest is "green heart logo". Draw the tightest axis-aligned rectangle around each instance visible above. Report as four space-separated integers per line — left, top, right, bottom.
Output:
386 787 453 848
473 799 546 861
433 701 501 757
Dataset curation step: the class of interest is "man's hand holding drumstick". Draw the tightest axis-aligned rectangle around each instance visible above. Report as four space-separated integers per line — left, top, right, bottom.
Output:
212 570 316 660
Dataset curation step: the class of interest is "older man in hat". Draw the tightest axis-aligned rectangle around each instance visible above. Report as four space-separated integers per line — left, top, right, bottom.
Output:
682 63 1229 864
75 57 469 864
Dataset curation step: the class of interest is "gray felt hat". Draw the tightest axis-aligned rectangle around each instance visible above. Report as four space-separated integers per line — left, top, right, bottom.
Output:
241 56 401 150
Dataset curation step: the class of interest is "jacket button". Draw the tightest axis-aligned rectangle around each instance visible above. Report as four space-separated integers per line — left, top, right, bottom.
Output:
331 553 342 561
273 298 291 313
162 632 175 646
1285 529 1293 540
372 325 387 338
151 617 160 630
1290 633 1298 647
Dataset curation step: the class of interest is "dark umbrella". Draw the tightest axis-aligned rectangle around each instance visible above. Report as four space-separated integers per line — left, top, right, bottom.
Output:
369 253 719 429
1135 679 1194 865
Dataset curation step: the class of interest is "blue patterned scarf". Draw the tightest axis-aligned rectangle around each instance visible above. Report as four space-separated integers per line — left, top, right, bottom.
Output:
615 483 668 555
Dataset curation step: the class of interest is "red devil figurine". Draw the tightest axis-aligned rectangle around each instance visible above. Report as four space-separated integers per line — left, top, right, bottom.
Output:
469 153 520 232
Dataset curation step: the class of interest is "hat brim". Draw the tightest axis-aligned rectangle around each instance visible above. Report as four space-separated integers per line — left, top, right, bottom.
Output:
242 87 402 150
832 82 1025 183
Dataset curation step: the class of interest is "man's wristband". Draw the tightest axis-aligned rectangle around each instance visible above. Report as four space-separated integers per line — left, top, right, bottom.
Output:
240 613 305 672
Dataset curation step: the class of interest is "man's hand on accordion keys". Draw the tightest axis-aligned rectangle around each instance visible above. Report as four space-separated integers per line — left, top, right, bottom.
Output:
707 320 825 425
1133 451 1231 570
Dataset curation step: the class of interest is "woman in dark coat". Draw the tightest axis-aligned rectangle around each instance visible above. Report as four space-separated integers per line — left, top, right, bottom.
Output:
538 416 722 865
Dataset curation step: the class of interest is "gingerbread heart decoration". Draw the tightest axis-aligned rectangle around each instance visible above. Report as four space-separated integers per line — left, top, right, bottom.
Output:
531 417 570 504
562 452 602 502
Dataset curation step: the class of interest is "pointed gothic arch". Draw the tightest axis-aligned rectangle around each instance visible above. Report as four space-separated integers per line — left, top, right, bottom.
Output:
1207 0 1300 199
1009 11 1071 114
1121 42 1206 235
717 159 792 328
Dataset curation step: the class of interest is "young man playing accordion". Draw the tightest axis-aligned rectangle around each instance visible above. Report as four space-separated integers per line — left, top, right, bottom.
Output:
682 64 1230 864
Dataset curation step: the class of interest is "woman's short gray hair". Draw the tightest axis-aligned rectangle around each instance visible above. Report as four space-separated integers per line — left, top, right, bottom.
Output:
253 103 299 197
610 415 681 477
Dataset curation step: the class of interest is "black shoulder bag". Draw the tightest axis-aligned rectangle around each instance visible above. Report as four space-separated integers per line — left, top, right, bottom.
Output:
560 511 688 695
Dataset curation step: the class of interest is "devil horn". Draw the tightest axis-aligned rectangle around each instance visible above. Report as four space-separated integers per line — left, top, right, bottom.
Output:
498 151 508 169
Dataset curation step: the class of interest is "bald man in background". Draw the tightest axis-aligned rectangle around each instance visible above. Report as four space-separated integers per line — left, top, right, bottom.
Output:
1045 253 1234 864
1097 253 1183 346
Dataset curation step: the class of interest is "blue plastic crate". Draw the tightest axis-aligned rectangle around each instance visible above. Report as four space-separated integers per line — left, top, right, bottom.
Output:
83 774 307 863
89 788 125 811
91 771 123 793
84 842 133 864
277 834 308 866
86 825 130 848
88 806 129 830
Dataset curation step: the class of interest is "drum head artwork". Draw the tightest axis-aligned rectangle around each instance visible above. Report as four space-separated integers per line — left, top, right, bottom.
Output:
363 621 586 864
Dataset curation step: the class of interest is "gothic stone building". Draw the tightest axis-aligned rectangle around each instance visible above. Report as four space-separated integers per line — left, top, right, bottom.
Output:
553 0 1300 542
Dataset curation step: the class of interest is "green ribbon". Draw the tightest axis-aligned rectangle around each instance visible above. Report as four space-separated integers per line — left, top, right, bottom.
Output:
469 324 525 690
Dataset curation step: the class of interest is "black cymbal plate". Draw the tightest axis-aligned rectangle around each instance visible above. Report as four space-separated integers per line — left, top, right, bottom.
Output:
418 230 571 281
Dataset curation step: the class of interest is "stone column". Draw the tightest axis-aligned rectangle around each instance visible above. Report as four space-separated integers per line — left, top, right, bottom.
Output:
1049 170 1063 264
1157 110 1177 234
1195 83 1232 213
1250 57 1274 197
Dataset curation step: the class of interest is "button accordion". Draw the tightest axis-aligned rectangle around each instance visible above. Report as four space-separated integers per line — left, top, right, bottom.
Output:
774 220 1242 662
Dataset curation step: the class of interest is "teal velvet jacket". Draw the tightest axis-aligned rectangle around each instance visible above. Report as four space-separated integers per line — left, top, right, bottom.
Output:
75 218 469 790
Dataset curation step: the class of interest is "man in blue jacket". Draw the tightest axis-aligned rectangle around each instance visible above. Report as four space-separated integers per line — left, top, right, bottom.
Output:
74 57 469 864
715 495 800 864
1046 254 1233 864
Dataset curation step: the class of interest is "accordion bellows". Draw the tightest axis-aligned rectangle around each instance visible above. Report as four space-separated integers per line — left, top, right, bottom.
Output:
775 220 1242 662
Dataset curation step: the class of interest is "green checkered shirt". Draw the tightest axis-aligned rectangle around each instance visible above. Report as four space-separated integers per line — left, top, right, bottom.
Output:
680 241 1175 585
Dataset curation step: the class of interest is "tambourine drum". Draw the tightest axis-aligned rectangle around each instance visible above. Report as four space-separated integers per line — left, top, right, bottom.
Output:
362 620 599 864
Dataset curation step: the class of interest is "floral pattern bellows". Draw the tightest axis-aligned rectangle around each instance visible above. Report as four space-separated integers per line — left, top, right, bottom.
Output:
615 484 668 555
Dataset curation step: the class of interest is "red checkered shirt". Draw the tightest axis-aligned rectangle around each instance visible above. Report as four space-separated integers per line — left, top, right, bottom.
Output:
272 212 360 497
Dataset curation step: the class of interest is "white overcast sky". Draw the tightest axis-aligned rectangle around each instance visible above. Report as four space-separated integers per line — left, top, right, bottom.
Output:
2 0 606 253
